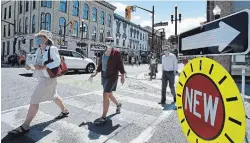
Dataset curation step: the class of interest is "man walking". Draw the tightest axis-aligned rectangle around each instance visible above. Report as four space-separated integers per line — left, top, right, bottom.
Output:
159 46 178 104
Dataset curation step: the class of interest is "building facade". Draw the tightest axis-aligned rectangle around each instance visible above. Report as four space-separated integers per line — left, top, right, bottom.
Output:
113 13 149 63
1 1 116 60
207 0 250 76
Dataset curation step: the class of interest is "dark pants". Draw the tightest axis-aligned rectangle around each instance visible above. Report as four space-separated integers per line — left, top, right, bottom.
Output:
161 71 176 103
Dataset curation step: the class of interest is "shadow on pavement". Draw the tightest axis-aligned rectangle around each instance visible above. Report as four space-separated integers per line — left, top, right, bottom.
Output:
1 119 58 143
19 71 89 77
78 113 120 140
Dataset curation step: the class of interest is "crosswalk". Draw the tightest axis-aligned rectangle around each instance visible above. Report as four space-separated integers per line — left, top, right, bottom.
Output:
1 85 177 143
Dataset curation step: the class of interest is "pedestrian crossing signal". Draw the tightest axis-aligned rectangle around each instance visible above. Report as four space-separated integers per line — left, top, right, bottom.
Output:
125 6 131 21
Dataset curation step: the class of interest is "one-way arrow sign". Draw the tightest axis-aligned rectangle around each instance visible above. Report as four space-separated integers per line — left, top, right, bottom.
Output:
179 9 250 56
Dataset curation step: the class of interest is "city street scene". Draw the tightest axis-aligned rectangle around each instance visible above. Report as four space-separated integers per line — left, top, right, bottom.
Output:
1 0 250 143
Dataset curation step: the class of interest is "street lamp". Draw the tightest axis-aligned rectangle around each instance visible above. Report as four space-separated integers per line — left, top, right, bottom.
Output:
213 5 221 20
76 19 88 57
171 4 182 36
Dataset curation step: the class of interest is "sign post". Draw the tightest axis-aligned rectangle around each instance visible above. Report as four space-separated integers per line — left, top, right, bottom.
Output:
178 9 250 57
176 57 246 143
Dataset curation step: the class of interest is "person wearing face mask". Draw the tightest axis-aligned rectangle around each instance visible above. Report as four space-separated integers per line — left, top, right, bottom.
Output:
159 45 178 104
91 37 126 125
8 30 69 136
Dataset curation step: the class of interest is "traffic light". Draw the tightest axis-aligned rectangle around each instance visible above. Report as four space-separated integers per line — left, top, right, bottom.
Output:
71 20 75 29
125 6 131 21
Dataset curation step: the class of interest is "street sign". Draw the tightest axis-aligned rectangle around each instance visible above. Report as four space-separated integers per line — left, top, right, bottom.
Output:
179 9 250 56
176 57 246 143
154 22 168 27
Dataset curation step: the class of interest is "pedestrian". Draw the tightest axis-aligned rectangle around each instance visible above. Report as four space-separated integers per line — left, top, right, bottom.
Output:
11 53 20 67
159 45 178 104
8 30 69 136
90 37 126 125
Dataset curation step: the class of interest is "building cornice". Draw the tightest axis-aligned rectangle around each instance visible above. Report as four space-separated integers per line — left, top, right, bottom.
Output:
97 1 117 11
114 13 150 33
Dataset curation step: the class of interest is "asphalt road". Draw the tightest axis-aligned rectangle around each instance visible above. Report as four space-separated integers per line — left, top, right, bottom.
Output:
1 65 250 143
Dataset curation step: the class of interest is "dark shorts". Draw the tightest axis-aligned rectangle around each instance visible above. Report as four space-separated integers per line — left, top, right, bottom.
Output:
101 72 118 93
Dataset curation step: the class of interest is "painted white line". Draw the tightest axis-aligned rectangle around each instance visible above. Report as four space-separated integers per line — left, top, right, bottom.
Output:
63 98 157 128
1 90 102 114
94 91 163 109
129 104 175 143
120 88 174 101
1 106 120 143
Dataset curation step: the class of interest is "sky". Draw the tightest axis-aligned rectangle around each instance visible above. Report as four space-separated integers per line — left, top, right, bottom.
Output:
108 1 207 38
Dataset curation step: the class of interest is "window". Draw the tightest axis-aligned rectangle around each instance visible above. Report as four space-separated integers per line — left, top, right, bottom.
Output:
41 1 52 8
7 41 10 55
19 1 22 14
41 13 45 30
25 17 28 34
72 0 79 16
2 42 5 56
33 1 36 9
45 13 51 31
107 14 111 27
26 1 29 12
72 21 78 37
30 39 34 52
9 6 11 18
72 51 83 58
140 33 142 40
8 24 10 36
116 39 119 45
92 26 96 41
40 13 51 31
59 17 66 35
83 23 88 39
58 50 71 57
123 40 125 46
19 19 22 32
32 15 36 33
3 25 6 37
4 8 7 19
92 7 97 22
83 4 89 19
100 11 104 25
60 0 67 13
107 30 110 37
100 29 104 42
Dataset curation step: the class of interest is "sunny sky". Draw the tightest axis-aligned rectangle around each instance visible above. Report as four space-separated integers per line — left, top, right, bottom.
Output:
108 1 207 38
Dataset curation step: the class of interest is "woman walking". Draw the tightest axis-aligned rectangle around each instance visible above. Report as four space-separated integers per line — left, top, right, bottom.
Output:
8 30 69 136
91 37 126 125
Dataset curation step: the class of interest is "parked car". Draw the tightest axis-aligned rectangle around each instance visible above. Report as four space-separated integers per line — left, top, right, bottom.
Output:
26 48 96 73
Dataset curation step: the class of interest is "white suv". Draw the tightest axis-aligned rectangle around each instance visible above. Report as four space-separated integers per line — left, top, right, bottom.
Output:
26 49 96 73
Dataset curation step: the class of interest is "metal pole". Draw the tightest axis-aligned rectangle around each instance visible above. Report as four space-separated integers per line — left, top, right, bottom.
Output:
242 66 246 101
63 21 66 46
152 6 154 53
81 21 83 40
175 5 177 36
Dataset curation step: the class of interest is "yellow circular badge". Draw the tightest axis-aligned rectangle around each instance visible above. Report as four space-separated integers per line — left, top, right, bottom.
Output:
176 57 246 143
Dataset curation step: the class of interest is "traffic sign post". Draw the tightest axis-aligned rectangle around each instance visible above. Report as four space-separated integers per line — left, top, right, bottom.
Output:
178 9 250 57
176 57 246 143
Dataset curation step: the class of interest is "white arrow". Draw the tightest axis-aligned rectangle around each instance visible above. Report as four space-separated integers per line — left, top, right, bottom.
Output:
182 21 240 52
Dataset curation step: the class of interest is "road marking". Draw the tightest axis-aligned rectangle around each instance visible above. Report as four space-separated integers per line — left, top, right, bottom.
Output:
129 104 175 143
1 90 102 114
1 106 120 143
63 98 157 128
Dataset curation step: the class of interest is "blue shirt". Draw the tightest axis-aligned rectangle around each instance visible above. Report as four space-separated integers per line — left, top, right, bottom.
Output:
102 54 109 72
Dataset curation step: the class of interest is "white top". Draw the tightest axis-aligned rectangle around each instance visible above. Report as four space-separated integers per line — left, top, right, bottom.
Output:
161 53 178 71
33 45 61 78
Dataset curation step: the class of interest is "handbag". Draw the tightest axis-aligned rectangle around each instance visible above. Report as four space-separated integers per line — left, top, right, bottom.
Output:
44 46 68 78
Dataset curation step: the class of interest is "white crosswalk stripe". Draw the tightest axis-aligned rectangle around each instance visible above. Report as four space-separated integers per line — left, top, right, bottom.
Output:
1 87 175 143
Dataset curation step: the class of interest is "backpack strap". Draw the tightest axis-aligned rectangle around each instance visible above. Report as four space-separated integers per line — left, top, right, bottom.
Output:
47 46 51 60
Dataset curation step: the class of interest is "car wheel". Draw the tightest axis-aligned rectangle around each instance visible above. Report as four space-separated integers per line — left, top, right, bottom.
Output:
86 64 95 73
